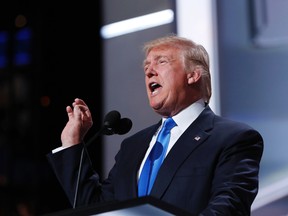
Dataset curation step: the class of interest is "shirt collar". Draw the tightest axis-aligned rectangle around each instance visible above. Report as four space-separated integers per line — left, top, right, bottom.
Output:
163 99 205 132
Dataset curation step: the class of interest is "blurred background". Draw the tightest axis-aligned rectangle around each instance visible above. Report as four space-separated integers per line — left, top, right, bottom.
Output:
0 0 288 215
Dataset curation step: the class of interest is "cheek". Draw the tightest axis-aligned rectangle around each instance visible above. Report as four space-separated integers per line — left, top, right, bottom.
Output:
169 76 186 90
144 78 149 89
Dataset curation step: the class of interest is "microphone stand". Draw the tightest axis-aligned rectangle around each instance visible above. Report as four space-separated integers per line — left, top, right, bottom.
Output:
72 111 132 209
73 127 106 209
73 146 85 209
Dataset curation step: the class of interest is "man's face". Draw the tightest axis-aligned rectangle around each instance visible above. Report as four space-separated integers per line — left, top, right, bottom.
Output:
144 46 193 117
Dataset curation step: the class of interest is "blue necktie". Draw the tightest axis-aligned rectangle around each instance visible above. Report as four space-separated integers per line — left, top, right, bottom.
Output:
138 117 176 196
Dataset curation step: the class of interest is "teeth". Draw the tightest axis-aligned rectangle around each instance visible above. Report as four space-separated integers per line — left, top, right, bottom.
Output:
150 83 157 92
151 83 158 88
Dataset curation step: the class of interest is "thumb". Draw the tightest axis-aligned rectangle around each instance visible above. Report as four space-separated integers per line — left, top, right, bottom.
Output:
66 106 73 119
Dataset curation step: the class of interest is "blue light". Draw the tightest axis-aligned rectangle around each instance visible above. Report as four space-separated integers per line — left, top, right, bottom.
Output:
0 31 8 68
14 27 32 66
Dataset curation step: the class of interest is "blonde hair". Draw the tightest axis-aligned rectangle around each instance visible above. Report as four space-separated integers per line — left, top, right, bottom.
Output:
143 34 212 104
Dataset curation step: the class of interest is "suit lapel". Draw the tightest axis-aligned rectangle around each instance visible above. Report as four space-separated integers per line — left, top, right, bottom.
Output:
150 107 214 198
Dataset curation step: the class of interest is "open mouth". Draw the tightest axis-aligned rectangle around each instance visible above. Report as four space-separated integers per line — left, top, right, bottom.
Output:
149 82 162 94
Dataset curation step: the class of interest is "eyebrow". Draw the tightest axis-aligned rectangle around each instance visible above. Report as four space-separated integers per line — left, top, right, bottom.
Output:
143 55 169 67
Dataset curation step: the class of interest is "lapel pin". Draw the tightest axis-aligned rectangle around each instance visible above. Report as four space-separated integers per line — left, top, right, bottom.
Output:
194 136 201 141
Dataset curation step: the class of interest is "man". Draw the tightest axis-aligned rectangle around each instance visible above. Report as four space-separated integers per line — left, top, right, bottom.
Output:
47 35 263 215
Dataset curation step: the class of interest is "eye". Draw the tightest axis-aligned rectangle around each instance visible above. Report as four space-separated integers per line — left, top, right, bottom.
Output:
144 63 150 72
158 58 168 65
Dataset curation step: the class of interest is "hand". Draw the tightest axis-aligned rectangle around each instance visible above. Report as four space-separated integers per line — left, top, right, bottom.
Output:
61 98 93 147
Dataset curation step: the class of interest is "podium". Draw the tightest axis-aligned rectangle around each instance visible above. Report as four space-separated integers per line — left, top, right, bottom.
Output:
43 196 192 216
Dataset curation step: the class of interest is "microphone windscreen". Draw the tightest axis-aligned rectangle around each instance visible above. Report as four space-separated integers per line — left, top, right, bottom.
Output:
103 110 121 128
115 118 133 135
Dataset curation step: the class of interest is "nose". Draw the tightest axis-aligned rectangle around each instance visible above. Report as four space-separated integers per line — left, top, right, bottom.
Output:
145 64 157 78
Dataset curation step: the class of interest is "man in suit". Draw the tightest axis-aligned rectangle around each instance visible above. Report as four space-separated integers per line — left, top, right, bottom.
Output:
47 35 263 215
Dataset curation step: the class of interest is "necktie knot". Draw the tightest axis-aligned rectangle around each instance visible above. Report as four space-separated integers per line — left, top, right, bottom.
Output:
162 117 177 133
156 117 176 147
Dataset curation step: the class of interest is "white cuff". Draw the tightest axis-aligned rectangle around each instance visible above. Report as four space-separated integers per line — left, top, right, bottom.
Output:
52 145 71 154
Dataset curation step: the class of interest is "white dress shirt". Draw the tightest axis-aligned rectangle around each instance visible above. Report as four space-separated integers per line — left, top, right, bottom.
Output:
137 99 205 179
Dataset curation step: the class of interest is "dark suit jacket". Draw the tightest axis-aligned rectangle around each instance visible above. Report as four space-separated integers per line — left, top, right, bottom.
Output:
47 106 263 215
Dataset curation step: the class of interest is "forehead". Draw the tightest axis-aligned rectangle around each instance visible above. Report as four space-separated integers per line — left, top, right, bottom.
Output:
145 46 179 60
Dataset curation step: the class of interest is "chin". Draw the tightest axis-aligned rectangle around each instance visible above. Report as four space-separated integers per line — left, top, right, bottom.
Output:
151 105 167 116
150 101 161 110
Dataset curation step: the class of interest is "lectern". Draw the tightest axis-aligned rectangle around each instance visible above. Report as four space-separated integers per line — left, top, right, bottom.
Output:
43 196 192 216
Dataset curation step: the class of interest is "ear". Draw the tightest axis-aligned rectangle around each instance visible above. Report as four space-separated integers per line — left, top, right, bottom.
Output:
187 68 201 85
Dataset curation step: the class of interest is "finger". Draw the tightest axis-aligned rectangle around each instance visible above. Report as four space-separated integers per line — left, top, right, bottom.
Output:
73 105 83 121
72 99 92 121
66 106 73 113
72 99 89 111
66 106 73 119
78 105 91 114
74 98 88 107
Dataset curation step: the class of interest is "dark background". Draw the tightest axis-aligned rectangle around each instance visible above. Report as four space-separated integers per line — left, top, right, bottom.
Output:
0 1 103 215
1 0 288 215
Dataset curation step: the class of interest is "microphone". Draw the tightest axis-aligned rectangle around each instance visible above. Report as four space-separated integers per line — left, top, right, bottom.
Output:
103 110 121 133
115 118 133 135
73 110 132 208
103 110 132 135
85 110 132 146
85 110 133 146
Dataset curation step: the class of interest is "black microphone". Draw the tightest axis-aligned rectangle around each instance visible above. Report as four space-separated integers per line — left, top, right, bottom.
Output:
115 118 133 135
73 110 132 208
103 111 132 135
85 110 132 146
102 110 121 135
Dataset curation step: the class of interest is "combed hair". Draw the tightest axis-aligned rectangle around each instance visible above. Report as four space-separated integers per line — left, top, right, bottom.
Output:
143 34 212 104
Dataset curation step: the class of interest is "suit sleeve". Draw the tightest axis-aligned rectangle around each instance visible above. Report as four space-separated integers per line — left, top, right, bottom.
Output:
46 144 115 207
200 128 264 216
